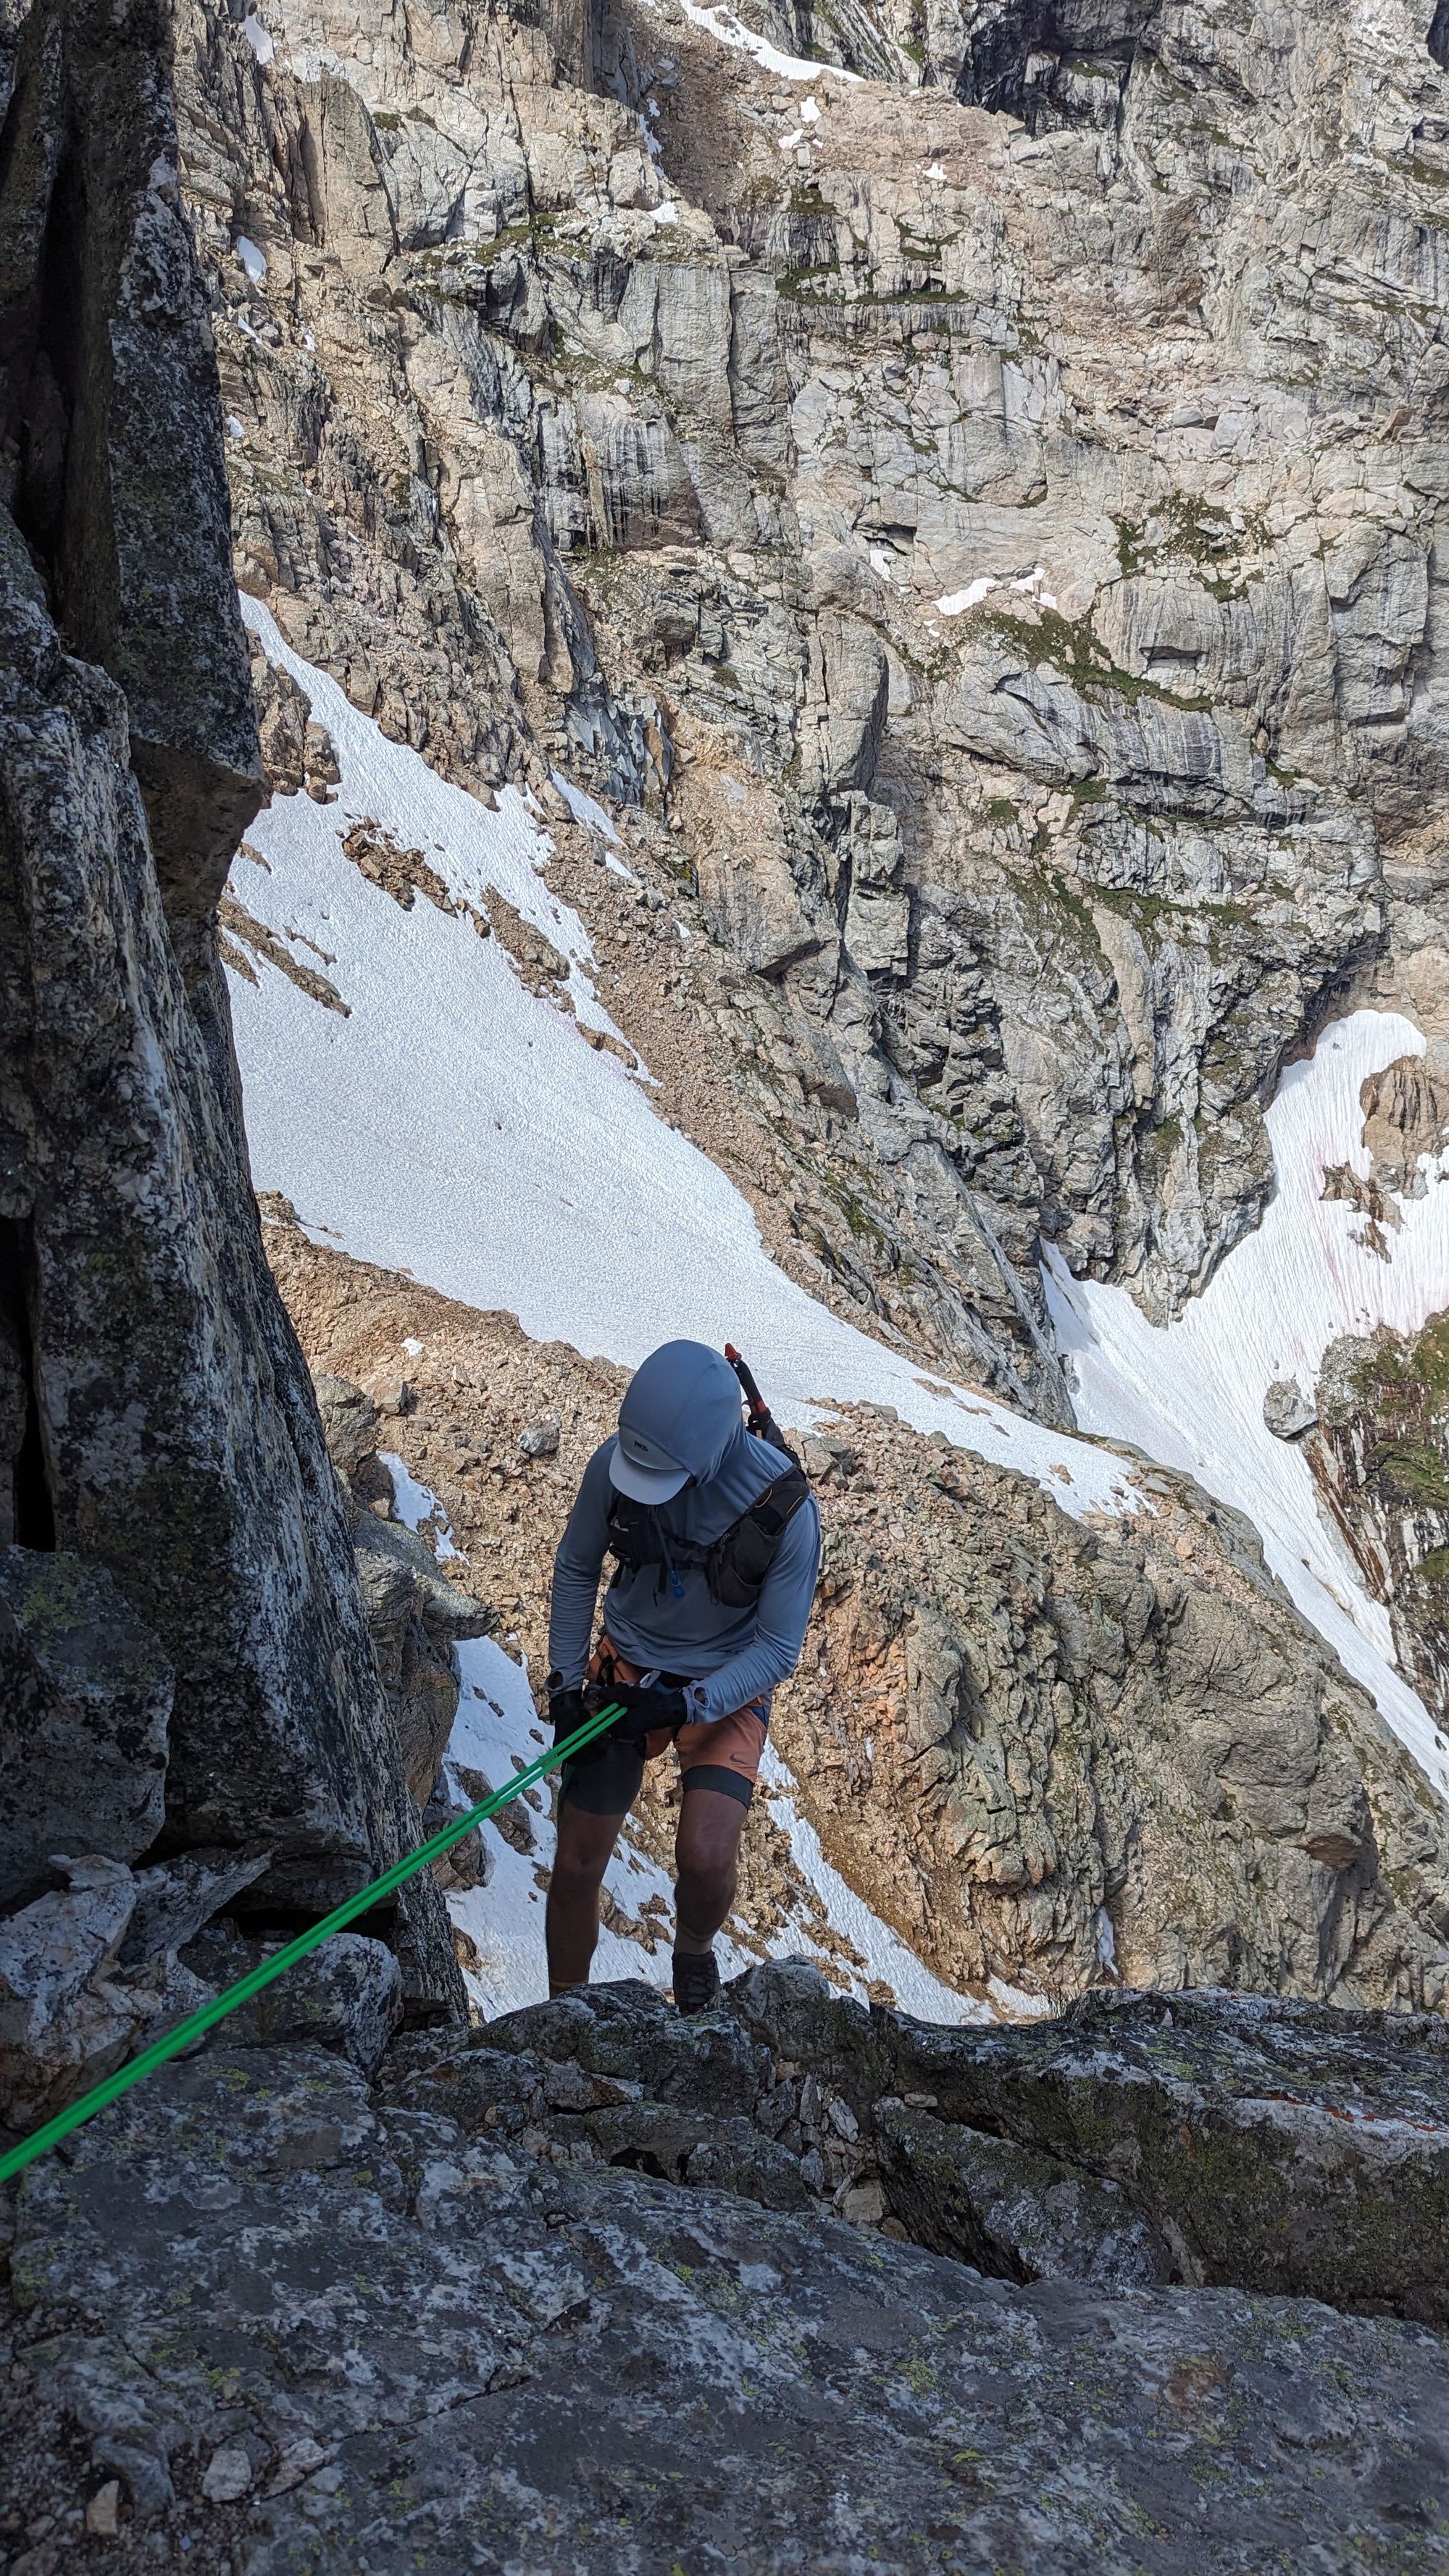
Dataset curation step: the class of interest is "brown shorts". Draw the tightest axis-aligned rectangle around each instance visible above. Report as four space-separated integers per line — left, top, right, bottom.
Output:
559 1634 767 1817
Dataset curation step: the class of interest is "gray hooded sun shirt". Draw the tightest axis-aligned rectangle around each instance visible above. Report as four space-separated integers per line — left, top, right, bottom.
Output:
548 1342 822 1723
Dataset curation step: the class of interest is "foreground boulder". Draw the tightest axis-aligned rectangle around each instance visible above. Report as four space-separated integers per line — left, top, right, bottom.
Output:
875 2106 1178 2289
4 2036 1448 2572
0 1846 269 2129
865 1983 1449 2322
387 1967 1449 2325
731 1968 1449 2322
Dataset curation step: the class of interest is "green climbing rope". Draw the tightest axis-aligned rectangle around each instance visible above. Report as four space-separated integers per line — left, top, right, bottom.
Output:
0 1698 626 2188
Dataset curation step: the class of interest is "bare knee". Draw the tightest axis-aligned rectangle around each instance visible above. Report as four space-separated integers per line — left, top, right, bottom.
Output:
551 1806 624 1890
550 1843 610 1893
675 1792 748 1884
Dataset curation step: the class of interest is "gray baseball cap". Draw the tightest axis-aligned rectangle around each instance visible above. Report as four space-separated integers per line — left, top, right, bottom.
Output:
609 1421 690 1503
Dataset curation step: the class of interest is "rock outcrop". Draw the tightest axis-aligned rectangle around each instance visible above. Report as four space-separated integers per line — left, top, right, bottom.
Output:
4 1967 1449 2567
395 1961 1449 2320
311 1368 496 1813
781 1408 1449 2009
0 1844 270 2129
0 1552 171 1910
0 0 459 2015
1311 1311 1449 1734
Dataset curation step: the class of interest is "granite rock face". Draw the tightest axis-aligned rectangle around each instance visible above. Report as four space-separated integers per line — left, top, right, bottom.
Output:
783 1408 1449 2010
0 0 264 969
170 0 1449 1365
0 0 460 2011
1310 1313 1449 1731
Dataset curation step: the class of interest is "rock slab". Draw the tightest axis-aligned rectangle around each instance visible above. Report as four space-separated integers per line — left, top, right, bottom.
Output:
4 2036 1449 2572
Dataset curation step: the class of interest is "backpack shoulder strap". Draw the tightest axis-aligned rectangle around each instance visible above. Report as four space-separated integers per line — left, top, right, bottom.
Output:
748 1460 811 1536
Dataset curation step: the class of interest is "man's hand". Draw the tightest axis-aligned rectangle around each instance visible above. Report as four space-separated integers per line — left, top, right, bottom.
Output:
596 1679 689 1743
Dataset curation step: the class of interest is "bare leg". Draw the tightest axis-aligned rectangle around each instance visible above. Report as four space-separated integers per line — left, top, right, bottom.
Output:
546 1798 628 1992
674 1787 750 1952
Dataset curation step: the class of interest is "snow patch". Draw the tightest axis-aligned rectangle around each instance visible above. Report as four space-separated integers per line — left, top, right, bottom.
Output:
653 0 861 83
443 1632 696 2015
549 765 639 882
240 9 274 61
758 1747 992 2024
381 1448 463 1563
235 235 267 285
936 565 1058 617
1045 1008 1449 1802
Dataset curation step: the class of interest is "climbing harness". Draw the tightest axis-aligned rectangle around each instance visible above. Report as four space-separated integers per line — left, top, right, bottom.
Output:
0 1698 627 2188
606 1342 811 1609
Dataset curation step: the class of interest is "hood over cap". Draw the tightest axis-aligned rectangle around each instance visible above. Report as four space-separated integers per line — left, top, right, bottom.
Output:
610 1341 746 1502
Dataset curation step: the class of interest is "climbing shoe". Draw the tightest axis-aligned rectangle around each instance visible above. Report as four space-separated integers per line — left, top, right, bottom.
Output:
672 1947 720 2015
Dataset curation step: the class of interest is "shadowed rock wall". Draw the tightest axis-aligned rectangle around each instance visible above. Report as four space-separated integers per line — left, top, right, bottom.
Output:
0 0 460 2010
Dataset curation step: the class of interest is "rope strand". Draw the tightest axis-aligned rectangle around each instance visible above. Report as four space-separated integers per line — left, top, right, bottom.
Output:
0 1699 625 2188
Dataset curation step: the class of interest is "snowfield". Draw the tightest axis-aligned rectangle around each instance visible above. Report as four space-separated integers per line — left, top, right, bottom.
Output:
646 0 863 85
228 603 1137 1520
1045 1011 1449 1803
227 609 1449 2023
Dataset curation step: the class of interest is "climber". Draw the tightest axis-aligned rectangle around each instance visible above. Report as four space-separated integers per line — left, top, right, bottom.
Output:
544 1339 821 2013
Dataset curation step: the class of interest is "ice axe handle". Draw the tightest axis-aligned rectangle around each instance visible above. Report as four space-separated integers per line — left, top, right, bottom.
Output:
725 1342 766 1422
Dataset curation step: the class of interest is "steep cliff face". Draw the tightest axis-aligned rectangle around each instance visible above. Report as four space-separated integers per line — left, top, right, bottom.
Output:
5 1 1449 2555
1311 1309 1449 1736
174 0 1449 1376
0 0 459 2010
156 0 1449 2008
